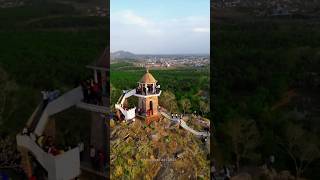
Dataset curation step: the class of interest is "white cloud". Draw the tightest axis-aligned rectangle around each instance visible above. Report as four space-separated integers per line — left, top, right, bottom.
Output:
111 10 210 54
122 10 150 27
112 10 162 35
193 27 210 33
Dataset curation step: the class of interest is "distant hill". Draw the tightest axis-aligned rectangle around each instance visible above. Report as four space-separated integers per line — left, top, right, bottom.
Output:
111 50 137 60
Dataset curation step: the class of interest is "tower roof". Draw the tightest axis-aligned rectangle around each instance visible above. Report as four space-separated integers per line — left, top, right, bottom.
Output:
139 69 157 83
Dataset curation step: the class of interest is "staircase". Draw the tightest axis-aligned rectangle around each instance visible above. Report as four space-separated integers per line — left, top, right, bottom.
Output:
115 89 137 120
18 86 110 180
34 87 83 136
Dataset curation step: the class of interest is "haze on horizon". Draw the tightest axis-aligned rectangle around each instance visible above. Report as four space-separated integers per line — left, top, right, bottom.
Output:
111 0 210 55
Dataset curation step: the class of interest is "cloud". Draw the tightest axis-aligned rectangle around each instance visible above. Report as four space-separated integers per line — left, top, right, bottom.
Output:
112 10 161 35
111 10 210 54
122 10 150 27
193 27 210 33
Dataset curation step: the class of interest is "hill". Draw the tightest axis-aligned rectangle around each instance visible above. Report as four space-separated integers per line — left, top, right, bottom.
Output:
111 51 137 60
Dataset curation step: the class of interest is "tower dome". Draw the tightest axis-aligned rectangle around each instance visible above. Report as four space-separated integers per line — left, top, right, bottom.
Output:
139 69 157 84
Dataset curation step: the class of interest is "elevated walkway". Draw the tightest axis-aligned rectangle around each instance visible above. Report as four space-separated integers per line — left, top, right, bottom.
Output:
18 86 109 179
115 89 137 120
34 87 83 136
160 111 210 137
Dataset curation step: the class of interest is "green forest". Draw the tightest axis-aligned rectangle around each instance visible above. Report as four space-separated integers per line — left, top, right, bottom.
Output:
110 63 210 117
0 2 107 176
213 17 320 179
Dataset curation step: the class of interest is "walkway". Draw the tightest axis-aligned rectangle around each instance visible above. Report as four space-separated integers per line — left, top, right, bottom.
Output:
115 89 136 120
159 111 210 137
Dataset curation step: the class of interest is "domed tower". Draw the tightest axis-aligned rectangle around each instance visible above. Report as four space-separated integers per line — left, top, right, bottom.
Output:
135 69 161 124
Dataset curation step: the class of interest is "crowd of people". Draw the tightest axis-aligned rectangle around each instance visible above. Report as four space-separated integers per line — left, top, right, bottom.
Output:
22 129 64 156
80 79 103 106
136 84 161 96
171 113 183 119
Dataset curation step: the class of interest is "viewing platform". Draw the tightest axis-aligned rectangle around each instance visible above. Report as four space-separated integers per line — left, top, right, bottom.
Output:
16 135 80 180
134 88 161 98
17 48 109 180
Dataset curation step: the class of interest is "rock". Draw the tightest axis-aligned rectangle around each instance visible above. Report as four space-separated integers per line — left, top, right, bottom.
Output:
150 155 155 160
277 170 295 180
175 151 185 159
231 173 252 180
123 134 130 140
151 134 160 141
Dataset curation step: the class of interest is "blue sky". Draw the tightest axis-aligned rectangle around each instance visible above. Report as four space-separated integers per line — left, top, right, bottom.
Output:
111 0 210 54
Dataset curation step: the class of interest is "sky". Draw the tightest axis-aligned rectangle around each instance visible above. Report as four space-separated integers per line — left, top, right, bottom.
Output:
111 0 210 54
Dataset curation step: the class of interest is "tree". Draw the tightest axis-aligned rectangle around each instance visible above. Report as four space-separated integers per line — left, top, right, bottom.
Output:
159 91 178 113
0 68 20 170
278 123 320 178
199 100 209 116
0 135 21 169
222 118 260 171
0 67 18 129
180 99 191 114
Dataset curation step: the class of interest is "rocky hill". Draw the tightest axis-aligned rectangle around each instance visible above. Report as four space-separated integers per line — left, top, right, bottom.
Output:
110 115 210 179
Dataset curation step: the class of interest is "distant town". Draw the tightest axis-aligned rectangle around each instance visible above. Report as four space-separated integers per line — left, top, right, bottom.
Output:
212 0 320 17
0 0 26 8
111 51 210 68
0 0 107 17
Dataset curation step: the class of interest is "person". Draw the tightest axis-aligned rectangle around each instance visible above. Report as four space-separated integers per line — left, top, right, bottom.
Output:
175 113 178 119
29 174 36 180
92 82 98 104
78 141 84 161
89 145 96 167
267 155 275 170
22 127 29 135
30 132 36 142
81 81 88 103
41 90 49 108
98 150 105 172
211 162 217 180
86 80 92 103
223 165 231 180
171 114 174 119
